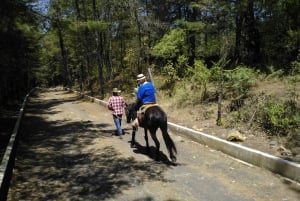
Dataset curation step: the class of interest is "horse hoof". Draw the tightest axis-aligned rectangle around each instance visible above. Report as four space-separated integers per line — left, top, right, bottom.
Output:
171 156 177 163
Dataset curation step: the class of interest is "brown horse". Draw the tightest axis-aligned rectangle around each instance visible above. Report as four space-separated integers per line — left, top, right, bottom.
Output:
125 102 177 162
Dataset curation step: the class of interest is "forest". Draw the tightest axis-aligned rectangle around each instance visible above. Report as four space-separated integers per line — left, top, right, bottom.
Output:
0 0 299 149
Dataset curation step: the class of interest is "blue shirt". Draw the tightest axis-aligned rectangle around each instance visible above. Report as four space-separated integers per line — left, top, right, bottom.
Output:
137 81 156 104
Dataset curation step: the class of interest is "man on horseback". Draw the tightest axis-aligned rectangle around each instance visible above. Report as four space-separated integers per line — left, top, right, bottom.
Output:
132 73 157 128
128 74 177 162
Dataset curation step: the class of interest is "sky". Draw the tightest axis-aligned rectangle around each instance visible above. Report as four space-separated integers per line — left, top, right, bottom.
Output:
31 0 50 14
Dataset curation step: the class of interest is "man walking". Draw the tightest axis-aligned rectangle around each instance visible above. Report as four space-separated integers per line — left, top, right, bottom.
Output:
108 88 126 139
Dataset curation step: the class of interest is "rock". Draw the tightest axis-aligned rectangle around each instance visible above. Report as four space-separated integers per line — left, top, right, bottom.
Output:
277 145 292 156
192 125 203 132
269 140 278 147
226 129 246 142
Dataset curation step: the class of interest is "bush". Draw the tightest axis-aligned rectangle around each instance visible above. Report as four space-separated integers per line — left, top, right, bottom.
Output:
160 61 179 96
260 98 300 137
186 60 210 101
224 66 257 97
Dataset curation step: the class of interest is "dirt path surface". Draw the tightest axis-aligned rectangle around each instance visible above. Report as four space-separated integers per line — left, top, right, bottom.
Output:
7 88 300 201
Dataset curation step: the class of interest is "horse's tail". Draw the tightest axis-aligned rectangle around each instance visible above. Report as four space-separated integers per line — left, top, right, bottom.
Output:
161 126 177 161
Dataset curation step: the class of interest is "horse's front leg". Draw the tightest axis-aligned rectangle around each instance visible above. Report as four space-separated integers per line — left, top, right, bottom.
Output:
131 126 136 148
144 128 150 152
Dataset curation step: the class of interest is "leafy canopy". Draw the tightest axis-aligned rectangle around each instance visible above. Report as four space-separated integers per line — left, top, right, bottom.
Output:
151 28 186 59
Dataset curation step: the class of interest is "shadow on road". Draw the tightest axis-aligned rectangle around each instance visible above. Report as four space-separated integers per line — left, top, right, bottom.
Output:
131 141 177 166
8 89 175 201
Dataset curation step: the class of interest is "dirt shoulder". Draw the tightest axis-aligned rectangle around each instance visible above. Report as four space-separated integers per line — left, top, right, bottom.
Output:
162 102 299 163
153 78 300 163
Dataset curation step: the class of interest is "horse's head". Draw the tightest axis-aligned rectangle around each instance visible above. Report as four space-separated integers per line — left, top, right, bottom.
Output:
125 103 137 123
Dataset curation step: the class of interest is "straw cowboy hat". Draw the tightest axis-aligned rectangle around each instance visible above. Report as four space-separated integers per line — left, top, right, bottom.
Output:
112 88 121 93
136 73 146 81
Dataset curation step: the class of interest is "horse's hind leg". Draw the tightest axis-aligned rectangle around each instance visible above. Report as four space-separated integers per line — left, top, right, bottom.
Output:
149 129 160 161
144 128 150 152
131 126 136 148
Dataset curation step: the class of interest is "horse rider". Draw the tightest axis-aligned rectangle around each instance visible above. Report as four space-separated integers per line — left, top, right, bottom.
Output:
132 73 157 128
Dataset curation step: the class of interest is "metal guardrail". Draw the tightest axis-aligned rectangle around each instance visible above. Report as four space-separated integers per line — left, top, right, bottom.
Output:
0 88 35 201
67 88 300 183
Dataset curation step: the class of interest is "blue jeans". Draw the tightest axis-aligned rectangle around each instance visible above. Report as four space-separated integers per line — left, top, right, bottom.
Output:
113 115 122 136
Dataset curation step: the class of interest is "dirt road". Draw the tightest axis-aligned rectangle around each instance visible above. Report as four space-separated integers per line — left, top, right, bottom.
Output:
7 88 300 201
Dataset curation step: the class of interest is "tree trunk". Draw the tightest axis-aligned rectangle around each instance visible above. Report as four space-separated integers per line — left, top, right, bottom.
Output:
245 0 260 66
187 7 196 69
93 0 105 99
57 27 72 87
134 7 143 73
216 64 224 126
105 2 113 79
234 0 243 64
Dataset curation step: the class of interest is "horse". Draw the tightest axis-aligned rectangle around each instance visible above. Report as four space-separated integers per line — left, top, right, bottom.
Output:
125 102 177 163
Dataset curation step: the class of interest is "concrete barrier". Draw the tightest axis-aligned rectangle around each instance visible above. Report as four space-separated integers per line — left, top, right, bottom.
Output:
66 88 300 183
168 122 300 183
0 88 35 201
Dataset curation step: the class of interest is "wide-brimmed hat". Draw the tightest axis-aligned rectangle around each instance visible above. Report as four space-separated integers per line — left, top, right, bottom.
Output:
136 73 146 81
112 88 121 93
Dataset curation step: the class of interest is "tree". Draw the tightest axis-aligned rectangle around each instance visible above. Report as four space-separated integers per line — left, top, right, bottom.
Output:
0 0 41 105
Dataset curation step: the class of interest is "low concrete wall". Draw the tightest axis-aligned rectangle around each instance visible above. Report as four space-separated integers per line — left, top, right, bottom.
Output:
66 88 300 183
168 122 300 183
0 89 35 201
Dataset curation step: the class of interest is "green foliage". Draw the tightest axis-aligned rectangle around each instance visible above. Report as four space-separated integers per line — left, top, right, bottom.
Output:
287 73 300 104
187 60 210 86
226 91 300 150
0 0 41 105
261 98 300 136
224 66 257 97
160 61 178 96
151 28 186 59
209 65 221 82
177 55 189 69
162 61 178 81
265 66 285 79
262 101 290 135
253 96 300 136
176 20 205 32
186 60 210 101
290 50 300 75
216 118 224 126
75 20 111 31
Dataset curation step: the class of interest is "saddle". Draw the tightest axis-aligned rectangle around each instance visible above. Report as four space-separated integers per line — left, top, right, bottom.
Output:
137 103 159 127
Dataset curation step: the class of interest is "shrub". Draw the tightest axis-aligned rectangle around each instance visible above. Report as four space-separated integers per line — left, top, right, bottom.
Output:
185 60 210 101
261 100 289 135
260 98 300 137
160 61 179 96
224 66 257 97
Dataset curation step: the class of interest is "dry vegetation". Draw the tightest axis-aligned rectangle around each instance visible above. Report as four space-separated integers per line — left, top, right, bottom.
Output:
121 75 300 163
